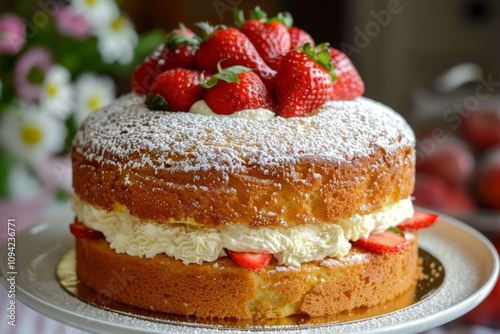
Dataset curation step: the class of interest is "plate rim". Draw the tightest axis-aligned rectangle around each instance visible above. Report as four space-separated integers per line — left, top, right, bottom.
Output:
1 209 499 334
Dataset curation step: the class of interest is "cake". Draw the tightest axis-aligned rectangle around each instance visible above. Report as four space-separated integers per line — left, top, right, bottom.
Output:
69 8 438 321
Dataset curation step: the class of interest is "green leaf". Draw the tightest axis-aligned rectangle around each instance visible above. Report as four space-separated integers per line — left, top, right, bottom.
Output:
195 22 225 40
63 114 79 154
55 190 69 202
0 150 12 198
200 74 218 89
166 24 201 49
27 67 45 85
145 94 168 111
225 65 253 75
272 11 293 28
301 43 337 83
201 61 251 89
388 226 405 236
317 49 331 68
250 6 267 20
217 71 239 83
233 8 246 28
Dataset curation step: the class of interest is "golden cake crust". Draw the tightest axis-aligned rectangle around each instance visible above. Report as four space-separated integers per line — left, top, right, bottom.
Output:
72 94 415 227
75 234 420 320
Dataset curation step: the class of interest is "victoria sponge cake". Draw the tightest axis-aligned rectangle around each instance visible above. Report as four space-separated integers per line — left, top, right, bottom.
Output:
69 8 438 321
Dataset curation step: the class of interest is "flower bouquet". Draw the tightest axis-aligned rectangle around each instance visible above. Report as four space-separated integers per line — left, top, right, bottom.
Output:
0 0 165 210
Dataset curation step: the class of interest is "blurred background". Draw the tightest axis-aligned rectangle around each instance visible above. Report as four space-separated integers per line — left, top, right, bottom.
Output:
0 0 499 333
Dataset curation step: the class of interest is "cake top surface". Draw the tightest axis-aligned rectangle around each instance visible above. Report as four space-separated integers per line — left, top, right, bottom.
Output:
73 93 415 174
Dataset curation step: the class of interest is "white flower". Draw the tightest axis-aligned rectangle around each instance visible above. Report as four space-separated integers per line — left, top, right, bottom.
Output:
69 0 119 29
0 102 67 164
94 13 138 65
40 65 74 119
75 72 115 124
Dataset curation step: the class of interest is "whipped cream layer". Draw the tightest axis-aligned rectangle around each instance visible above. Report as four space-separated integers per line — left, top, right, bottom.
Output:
189 100 276 120
72 196 414 267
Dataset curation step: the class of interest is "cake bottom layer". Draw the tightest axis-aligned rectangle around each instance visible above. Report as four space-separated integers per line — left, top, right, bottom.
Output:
75 235 421 320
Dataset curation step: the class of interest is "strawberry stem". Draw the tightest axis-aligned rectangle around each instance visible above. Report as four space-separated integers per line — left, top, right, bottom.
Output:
166 23 201 49
236 6 293 28
271 11 293 28
250 6 267 20
233 8 245 28
302 42 337 83
200 61 252 89
146 94 169 111
195 22 225 41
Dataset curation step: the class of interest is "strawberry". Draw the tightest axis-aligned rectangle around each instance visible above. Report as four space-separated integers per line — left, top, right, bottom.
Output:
397 211 439 230
329 47 364 100
226 250 272 272
70 220 104 239
131 25 200 94
275 43 335 117
235 6 292 66
147 68 208 112
201 63 274 115
352 230 408 254
266 53 284 71
289 26 315 49
195 23 276 91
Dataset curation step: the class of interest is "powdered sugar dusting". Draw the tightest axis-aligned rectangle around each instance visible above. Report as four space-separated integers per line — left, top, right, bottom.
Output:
73 93 415 175
320 252 370 267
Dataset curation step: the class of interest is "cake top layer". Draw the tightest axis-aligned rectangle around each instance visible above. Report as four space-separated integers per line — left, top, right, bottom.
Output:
73 93 415 175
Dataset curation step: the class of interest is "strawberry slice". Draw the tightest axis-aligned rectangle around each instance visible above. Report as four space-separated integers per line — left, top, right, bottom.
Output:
226 250 272 272
70 221 104 239
398 211 439 230
352 230 408 254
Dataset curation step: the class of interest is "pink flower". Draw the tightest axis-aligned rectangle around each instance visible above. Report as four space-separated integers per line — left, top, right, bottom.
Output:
14 47 54 101
54 5 91 40
0 14 26 55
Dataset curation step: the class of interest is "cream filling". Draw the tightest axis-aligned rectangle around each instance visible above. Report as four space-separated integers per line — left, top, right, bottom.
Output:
189 100 276 120
71 196 414 267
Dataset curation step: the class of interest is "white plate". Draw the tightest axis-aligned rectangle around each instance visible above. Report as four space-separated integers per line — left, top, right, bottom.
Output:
451 210 500 233
1 210 498 334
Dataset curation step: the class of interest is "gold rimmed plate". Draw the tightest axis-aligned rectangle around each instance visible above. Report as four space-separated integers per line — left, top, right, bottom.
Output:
56 247 444 329
1 208 498 334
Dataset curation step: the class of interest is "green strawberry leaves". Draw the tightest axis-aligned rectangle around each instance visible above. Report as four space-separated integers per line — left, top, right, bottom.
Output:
302 42 338 83
145 93 168 111
195 22 226 41
200 61 252 89
165 23 201 49
234 6 293 29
